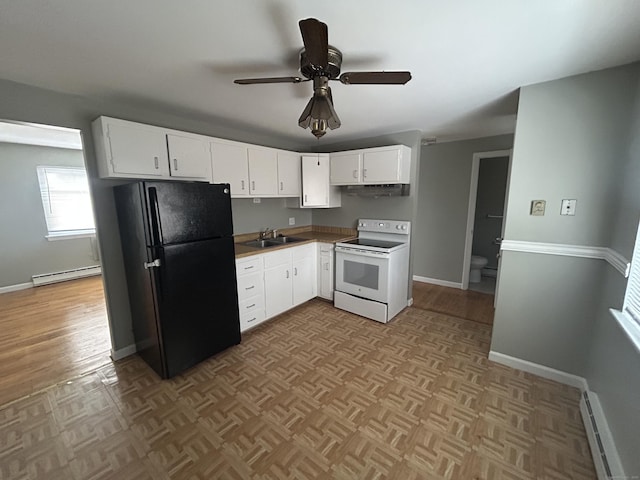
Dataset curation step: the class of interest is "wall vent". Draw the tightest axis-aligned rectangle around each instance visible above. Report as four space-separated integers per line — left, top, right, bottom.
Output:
32 265 101 286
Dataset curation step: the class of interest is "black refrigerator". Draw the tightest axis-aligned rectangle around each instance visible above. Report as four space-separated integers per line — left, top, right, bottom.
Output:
114 181 240 378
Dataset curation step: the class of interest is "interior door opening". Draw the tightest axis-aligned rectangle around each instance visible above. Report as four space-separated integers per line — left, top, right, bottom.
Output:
462 150 512 303
0 119 113 405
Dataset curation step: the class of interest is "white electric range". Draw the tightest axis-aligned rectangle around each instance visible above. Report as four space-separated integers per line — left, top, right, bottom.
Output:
334 219 411 323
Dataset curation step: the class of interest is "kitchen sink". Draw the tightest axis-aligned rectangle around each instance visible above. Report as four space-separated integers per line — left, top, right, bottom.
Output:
242 236 306 249
267 236 306 244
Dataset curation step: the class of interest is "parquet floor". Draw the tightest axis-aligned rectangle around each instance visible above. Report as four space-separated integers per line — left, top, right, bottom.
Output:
412 281 495 325
0 298 595 479
0 276 111 406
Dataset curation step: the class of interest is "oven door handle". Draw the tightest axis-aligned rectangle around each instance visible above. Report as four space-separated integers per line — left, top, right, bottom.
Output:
335 246 390 259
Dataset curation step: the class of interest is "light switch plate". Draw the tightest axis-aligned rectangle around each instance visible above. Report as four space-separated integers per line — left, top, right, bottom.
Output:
530 200 546 216
561 199 577 216
253 198 261 204
289 217 295 225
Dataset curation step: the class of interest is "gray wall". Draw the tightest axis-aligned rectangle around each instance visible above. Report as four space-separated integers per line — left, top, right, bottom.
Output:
231 198 311 234
0 78 305 352
311 130 422 298
472 156 509 269
413 135 513 283
0 143 99 287
491 63 640 475
584 66 640 476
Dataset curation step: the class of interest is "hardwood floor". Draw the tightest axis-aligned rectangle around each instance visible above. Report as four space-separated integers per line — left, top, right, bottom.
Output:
412 281 495 325
0 300 595 479
0 276 111 406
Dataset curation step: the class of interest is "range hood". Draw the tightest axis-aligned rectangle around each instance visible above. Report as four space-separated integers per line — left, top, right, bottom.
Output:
345 184 410 197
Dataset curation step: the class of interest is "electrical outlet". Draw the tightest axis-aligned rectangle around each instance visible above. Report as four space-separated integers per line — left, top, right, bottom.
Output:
289 217 295 225
561 199 577 216
253 198 261 204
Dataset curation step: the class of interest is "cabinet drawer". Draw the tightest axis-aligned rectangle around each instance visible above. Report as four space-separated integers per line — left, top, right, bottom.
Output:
239 294 264 316
240 309 266 332
263 249 291 269
237 272 264 301
236 256 262 275
319 242 334 254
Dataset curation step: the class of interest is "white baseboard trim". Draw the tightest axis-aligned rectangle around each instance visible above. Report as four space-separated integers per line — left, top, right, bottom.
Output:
488 351 588 391
111 344 137 361
413 275 462 289
0 282 33 294
500 240 630 278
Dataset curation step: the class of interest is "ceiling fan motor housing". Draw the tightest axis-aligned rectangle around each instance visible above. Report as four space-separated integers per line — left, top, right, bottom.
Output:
300 46 342 79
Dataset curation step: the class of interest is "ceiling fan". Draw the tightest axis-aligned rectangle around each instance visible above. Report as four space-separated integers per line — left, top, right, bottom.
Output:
234 18 412 139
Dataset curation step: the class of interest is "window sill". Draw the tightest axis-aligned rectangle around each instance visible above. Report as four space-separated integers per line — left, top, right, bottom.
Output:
609 308 640 355
46 231 96 242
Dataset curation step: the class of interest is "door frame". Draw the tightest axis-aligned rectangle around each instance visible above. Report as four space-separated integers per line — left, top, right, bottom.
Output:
461 149 513 298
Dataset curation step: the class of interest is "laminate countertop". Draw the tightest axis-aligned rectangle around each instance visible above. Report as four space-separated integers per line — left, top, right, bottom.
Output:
234 230 356 259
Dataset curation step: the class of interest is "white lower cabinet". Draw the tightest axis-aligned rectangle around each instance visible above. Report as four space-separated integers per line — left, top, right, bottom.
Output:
235 256 266 332
317 242 335 300
293 244 317 304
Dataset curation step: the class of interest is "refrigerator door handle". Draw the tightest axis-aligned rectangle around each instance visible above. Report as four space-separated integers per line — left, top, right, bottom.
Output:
148 187 163 245
144 259 161 269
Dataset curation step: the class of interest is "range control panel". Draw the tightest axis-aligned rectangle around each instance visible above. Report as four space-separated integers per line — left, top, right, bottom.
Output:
357 219 411 234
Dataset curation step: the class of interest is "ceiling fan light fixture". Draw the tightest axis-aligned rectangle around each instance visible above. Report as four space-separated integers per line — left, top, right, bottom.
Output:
298 76 341 139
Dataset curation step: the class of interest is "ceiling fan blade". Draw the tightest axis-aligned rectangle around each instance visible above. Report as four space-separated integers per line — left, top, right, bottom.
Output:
299 18 328 69
338 71 412 85
234 76 304 85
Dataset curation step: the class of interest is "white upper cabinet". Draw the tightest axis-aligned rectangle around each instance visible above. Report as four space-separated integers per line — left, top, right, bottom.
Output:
93 116 211 181
95 118 169 178
298 155 341 208
277 151 301 196
167 134 210 179
211 141 250 196
248 147 278 196
329 145 411 185
330 151 362 185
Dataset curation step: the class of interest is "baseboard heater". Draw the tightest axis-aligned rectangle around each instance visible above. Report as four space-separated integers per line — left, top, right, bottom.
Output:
32 265 102 286
580 390 624 479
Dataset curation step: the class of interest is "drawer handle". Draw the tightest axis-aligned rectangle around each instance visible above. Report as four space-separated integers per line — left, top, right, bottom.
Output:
246 303 256 309
248 317 256 323
173 158 178 171
244 265 254 270
294 267 298 276
245 285 255 290
154 156 159 169
251 180 255 190
353 169 358 179
241 180 245 190
286 270 289 279
280 181 283 191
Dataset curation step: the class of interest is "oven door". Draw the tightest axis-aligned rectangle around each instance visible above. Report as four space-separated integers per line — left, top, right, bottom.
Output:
335 247 389 303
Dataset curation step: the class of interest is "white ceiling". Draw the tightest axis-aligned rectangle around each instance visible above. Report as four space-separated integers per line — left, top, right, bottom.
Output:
1 1 639 148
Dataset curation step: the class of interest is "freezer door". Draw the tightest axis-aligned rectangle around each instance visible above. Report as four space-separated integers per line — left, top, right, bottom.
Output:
145 182 233 245
153 236 240 378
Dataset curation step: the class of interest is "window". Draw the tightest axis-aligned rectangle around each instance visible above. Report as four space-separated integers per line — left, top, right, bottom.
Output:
623 219 640 329
36 166 95 239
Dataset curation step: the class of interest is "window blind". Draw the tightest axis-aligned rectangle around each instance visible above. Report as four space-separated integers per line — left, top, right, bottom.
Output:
623 220 640 326
36 166 95 235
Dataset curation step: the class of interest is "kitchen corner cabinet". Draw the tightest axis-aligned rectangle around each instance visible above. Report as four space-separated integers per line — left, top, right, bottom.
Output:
92 116 211 181
329 145 411 185
290 154 341 208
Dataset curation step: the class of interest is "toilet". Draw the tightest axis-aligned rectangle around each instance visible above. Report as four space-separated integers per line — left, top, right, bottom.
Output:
469 255 488 283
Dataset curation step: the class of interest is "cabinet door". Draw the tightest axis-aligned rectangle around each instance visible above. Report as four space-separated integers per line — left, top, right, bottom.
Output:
248 147 278 195
264 264 293 318
293 257 315 305
166 134 211 180
301 156 329 207
362 149 401 183
319 250 334 300
106 121 169 176
330 152 362 184
211 142 249 197
277 152 301 196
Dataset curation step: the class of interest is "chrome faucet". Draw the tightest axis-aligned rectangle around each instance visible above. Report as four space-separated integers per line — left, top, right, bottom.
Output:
258 228 277 240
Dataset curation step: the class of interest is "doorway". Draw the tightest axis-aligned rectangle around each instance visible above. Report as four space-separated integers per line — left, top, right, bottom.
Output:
462 150 512 301
0 120 112 405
